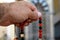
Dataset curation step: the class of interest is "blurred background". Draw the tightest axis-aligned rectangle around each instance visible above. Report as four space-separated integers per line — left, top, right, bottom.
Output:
0 0 60 40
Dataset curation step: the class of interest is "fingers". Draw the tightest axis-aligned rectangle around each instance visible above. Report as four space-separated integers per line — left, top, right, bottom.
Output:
18 1 38 21
25 1 37 11
25 2 39 21
15 19 33 28
14 1 41 26
28 10 38 21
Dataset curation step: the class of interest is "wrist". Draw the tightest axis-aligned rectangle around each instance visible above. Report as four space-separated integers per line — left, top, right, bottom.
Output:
0 3 10 18
0 3 10 25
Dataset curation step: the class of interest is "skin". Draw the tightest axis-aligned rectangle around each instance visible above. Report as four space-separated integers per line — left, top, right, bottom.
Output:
0 1 38 26
0 1 39 40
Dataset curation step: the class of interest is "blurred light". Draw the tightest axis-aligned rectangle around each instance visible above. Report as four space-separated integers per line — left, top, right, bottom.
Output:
0 0 15 3
39 0 44 3
44 7 49 11
20 34 24 37
32 0 38 3
42 2 47 6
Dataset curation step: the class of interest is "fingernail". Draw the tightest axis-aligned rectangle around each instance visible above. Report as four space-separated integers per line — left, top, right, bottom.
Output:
34 10 42 17
37 11 42 17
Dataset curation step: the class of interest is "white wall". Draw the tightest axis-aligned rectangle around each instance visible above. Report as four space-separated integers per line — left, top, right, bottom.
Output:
53 13 60 24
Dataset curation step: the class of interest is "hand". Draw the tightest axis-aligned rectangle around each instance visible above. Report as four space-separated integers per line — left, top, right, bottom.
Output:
0 1 38 26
